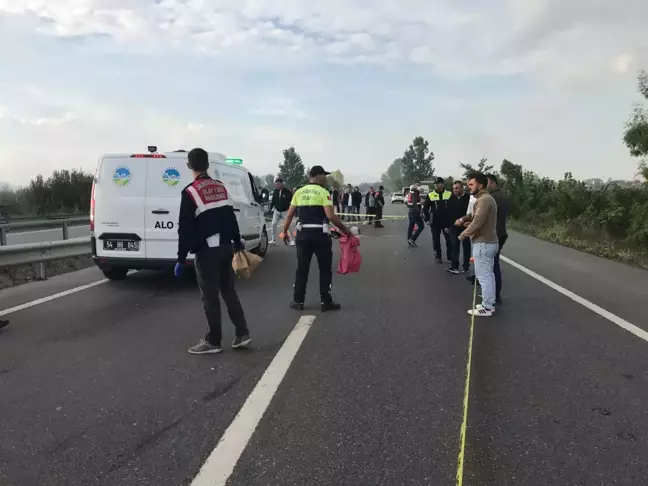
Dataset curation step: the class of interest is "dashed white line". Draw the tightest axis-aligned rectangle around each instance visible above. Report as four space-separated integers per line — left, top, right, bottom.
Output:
502 256 648 343
190 315 316 486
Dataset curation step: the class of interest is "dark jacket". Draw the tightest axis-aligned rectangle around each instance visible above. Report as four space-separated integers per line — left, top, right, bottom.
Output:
352 190 362 207
177 175 241 263
375 191 385 208
332 189 339 206
423 189 452 228
270 187 292 212
489 188 509 239
447 192 470 225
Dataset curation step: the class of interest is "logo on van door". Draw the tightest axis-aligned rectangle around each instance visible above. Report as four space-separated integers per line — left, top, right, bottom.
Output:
162 167 181 187
112 166 132 186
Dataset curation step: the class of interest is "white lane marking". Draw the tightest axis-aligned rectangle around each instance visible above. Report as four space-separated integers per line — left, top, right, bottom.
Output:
191 315 316 486
0 270 137 317
502 256 648 343
0 279 109 317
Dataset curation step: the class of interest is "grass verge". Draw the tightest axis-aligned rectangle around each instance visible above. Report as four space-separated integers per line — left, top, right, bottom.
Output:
510 220 648 270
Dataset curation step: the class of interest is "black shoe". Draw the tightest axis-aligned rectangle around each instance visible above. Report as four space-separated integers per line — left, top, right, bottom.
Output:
462 267 470 273
290 301 304 311
321 301 341 312
408 239 417 248
0 320 8 330
232 334 252 349
495 297 503 305
435 258 443 264
466 275 476 284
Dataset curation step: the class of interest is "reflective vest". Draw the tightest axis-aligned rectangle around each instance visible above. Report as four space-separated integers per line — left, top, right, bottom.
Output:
428 190 452 202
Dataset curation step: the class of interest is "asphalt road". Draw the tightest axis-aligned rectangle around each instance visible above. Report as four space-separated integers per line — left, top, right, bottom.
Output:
3 225 90 245
1 203 648 486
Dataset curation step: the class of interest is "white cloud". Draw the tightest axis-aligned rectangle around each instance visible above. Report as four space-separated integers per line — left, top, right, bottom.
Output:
0 0 647 186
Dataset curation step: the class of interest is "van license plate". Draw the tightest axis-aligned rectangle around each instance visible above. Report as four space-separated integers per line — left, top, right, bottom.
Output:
103 240 139 251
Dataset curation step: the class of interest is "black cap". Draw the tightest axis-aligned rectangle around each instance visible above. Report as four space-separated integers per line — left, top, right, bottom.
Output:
434 177 445 184
309 165 330 177
275 177 283 183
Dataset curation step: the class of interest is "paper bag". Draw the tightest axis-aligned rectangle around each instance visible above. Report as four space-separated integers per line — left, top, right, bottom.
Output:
232 250 263 279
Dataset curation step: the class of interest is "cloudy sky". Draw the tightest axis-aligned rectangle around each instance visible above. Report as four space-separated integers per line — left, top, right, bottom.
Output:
0 0 646 186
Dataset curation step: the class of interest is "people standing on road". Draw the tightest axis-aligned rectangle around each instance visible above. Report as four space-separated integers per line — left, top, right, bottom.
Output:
352 186 362 221
282 166 351 312
424 177 452 264
457 172 499 317
374 186 385 228
446 181 472 274
269 178 295 246
365 187 377 222
406 184 425 247
343 185 355 221
486 174 509 305
175 148 251 354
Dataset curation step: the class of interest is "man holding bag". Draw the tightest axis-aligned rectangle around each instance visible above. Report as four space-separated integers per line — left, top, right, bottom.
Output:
282 166 352 312
175 148 251 355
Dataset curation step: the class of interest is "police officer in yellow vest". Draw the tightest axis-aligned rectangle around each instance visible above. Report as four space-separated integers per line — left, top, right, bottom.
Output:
282 166 351 312
423 177 453 264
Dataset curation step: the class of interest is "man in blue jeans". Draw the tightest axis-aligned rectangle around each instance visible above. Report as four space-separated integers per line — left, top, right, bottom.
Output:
457 173 499 317
486 174 509 304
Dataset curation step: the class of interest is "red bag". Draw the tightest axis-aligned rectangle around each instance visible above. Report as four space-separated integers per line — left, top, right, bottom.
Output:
337 235 361 274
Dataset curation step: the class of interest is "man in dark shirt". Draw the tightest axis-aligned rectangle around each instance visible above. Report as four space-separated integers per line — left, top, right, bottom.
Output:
446 181 472 274
269 178 294 245
374 186 385 228
486 174 509 304
406 184 425 247
175 148 250 355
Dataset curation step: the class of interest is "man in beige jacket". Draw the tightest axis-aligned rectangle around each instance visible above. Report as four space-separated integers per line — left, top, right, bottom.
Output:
456 172 499 317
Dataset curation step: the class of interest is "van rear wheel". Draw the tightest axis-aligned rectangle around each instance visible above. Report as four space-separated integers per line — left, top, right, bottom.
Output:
102 267 129 280
252 227 268 257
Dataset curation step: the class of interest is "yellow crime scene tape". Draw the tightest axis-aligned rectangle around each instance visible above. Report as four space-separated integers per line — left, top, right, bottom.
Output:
456 260 478 486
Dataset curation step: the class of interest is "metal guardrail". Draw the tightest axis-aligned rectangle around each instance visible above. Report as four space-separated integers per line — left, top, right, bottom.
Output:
0 237 91 268
0 216 89 246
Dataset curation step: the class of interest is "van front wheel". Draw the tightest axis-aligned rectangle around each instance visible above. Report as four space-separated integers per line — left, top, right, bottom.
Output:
252 227 268 257
102 267 129 280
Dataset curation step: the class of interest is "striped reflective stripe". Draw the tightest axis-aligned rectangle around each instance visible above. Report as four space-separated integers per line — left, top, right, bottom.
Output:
301 224 324 228
186 184 231 215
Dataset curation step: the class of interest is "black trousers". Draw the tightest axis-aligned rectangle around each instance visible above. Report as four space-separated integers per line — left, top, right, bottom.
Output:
450 227 472 271
407 210 424 241
374 205 384 227
431 224 452 260
494 236 507 299
293 234 333 304
366 206 376 221
194 244 249 345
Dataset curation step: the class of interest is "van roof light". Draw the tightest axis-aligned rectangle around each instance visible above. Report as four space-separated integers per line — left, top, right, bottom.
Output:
130 154 166 158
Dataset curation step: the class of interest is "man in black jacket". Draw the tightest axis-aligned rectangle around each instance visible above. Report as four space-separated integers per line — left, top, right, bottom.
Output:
423 177 452 263
446 181 472 274
406 184 424 247
374 186 385 228
269 178 294 245
487 174 509 304
175 148 250 355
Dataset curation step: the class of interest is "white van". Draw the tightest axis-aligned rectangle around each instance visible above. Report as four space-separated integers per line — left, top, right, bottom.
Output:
90 149 269 280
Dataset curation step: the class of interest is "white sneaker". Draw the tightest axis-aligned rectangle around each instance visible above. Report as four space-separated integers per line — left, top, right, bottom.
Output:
467 306 494 317
289 240 296 246
476 304 495 313
269 239 276 245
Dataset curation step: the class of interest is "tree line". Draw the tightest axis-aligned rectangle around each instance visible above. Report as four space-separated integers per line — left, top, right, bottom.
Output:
0 170 93 218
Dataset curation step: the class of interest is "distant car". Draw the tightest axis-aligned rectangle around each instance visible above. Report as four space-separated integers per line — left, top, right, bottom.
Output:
391 193 404 203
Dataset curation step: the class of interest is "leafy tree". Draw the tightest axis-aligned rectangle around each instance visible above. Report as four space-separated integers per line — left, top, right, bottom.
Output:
380 158 404 191
623 70 648 158
401 137 435 184
278 147 307 189
459 157 494 178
